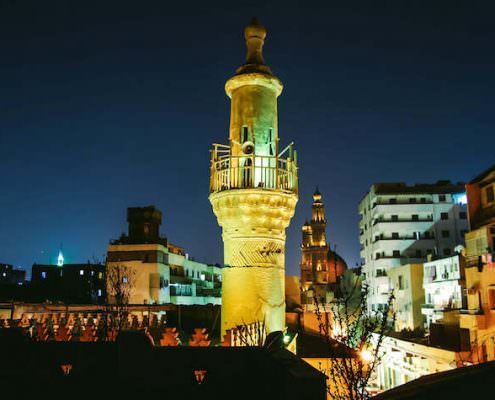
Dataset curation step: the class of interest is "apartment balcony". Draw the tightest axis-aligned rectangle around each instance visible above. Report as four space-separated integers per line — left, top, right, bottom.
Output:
209 143 298 194
373 235 434 243
372 200 433 209
373 217 433 226
372 203 434 215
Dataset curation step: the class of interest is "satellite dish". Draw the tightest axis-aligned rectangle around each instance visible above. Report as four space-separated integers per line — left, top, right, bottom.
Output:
242 141 255 154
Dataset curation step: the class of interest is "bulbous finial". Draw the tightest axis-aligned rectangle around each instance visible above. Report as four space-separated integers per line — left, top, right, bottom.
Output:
244 17 267 66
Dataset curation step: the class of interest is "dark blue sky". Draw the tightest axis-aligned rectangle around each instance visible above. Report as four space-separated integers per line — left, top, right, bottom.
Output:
1 1 494 277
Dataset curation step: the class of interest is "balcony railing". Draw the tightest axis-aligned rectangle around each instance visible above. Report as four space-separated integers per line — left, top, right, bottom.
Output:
373 217 433 226
209 143 298 194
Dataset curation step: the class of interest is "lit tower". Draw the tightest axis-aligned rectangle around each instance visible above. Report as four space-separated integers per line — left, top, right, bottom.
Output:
300 189 347 300
209 19 298 335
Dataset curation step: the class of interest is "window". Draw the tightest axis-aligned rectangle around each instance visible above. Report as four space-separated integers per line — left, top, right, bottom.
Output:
122 276 128 284
392 232 399 239
459 212 467 219
412 214 419 221
439 195 446 202
414 231 421 240
242 126 249 142
409 198 417 204
398 275 404 290
441 230 450 238
375 253 381 260
391 215 398 221
486 186 494 203
79 270 84 276
393 250 401 258
389 198 397 204
441 212 449 220
443 248 451 256
41 271 46 279
424 231 432 239
420 197 426 203
97 289 102 297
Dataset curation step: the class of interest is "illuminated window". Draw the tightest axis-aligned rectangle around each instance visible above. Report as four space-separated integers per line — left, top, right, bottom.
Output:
41 271 46 279
79 270 84 276
97 289 102 297
122 276 128 283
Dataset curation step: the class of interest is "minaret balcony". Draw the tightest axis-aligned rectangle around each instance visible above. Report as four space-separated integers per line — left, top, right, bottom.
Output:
209 144 298 194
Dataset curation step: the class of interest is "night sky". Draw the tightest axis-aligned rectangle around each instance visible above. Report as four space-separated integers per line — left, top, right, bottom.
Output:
1 1 494 277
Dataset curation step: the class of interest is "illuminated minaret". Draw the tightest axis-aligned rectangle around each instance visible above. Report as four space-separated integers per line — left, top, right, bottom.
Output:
301 189 347 296
209 19 298 335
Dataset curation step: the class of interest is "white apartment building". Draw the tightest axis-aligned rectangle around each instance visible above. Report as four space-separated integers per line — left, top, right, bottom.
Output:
359 181 468 313
422 254 465 328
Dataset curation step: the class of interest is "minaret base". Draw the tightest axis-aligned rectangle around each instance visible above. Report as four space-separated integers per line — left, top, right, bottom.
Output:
222 266 285 335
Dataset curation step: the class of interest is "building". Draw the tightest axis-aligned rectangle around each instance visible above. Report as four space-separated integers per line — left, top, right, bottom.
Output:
388 263 424 332
374 358 495 400
0 331 327 400
459 165 495 363
31 261 106 304
0 264 27 302
209 20 298 335
374 333 466 392
300 189 347 306
0 263 25 286
422 254 466 328
107 206 222 306
359 181 468 313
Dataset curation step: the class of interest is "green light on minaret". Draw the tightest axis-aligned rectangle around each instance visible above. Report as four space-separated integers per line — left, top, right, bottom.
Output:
57 250 64 267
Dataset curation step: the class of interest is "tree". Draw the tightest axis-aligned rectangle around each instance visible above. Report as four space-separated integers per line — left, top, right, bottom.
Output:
106 264 136 330
314 275 395 400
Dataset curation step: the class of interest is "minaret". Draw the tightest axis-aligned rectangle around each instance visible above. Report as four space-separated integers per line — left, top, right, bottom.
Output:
209 19 298 336
310 187 327 247
300 188 330 290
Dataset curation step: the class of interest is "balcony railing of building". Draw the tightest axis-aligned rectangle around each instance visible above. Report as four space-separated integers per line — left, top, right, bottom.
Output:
372 216 433 226
209 143 298 194
372 200 433 209
373 234 435 243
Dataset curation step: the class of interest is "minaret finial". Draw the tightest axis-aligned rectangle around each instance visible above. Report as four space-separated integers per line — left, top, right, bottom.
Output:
244 17 266 65
234 18 274 76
